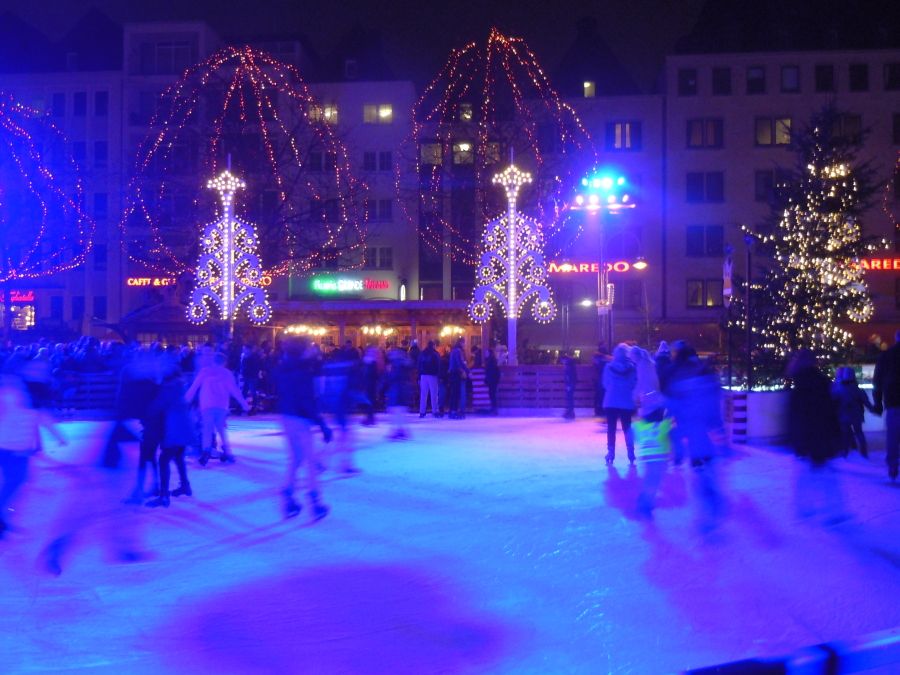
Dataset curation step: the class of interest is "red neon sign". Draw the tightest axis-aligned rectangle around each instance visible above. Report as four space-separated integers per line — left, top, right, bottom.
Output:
548 261 635 274
0 290 35 303
858 258 900 271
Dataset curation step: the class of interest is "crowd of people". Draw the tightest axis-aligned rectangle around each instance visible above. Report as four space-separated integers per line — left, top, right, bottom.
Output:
0 330 896 572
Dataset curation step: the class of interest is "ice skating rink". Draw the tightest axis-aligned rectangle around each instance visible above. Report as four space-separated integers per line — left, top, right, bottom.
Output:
2 415 899 674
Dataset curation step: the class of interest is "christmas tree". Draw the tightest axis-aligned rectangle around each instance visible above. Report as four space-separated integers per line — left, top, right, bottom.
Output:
468 164 557 365
755 107 881 362
187 170 271 329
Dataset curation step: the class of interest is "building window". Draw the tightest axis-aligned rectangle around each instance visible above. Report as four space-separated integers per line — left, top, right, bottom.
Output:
377 246 393 269
421 142 442 165
363 246 377 269
72 296 85 321
379 151 392 171
755 117 792 146
815 64 835 92
95 91 108 116
50 296 63 320
73 92 87 116
363 104 393 124
686 172 724 203
139 40 193 75
93 296 107 320
363 151 376 172
686 225 724 257
893 113 900 145
378 199 393 222
453 141 474 164
686 118 723 148
459 103 474 120
678 68 697 96
687 279 724 308
93 243 107 272
613 280 642 309
886 63 900 91
833 113 862 142
93 192 108 220
486 142 501 163
747 66 766 94
309 104 338 124
712 67 731 95
73 141 87 164
781 66 800 93
583 81 596 98
849 63 869 91
51 93 65 117
94 140 108 168
605 120 642 150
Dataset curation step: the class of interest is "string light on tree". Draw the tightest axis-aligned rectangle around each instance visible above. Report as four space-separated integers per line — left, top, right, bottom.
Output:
121 45 367 278
468 164 557 365
396 28 596 267
187 169 271 329
752 107 884 363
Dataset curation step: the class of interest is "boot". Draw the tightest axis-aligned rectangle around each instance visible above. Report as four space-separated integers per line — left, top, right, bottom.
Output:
172 484 193 498
146 493 170 508
282 489 301 519
605 453 614 465
198 450 211 466
308 491 329 522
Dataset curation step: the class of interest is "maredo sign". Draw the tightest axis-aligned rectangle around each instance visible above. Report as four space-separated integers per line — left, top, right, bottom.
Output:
857 258 900 271
549 261 637 274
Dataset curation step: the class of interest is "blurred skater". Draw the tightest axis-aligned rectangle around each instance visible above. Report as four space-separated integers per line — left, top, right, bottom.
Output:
872 330 900 481
0 375 66 538
629 346 669 517
788 350 848 523
386 344 412 440
185 351 250 466
276 338 329 521
560 351 577 420
832 366 876 459
146 368 194 508
485 344 500 415
663 341 728 534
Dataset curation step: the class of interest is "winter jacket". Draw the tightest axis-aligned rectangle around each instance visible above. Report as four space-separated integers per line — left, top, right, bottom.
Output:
602 347 637 410
185 364 247 411
276 355 319 421
152 379 195 449
418 347 440 377
832 380 872 426
449 346 468 375
664 357 723 461
788 365 841 464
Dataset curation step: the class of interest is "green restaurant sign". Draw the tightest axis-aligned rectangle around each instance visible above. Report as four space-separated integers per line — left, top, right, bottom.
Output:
310 276 391 295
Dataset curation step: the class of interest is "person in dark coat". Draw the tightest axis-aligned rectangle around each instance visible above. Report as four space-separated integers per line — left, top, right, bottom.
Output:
146 369 194 508
386 345 413 439
832 366 876 458
873 330 900 481
592 344 610 417
787 349 847 522
448 338 469 419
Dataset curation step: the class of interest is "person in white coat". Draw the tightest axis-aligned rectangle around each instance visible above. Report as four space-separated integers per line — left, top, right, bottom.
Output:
185 352 250 465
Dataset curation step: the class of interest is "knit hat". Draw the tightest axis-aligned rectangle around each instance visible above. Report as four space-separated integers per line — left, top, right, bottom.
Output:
655 341 670 357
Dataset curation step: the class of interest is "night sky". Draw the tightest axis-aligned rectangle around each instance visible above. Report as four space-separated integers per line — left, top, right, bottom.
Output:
0 0 707 88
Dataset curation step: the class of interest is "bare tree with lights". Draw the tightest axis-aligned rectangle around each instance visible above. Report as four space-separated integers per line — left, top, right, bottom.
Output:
754 107 882 364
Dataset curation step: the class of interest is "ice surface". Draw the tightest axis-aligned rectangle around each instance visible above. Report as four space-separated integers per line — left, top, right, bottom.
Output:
1 414 899 674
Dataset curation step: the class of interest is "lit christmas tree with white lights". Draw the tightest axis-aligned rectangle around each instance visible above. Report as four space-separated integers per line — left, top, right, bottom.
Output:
756 107 881 362
469 164 557 365
187 170 271 331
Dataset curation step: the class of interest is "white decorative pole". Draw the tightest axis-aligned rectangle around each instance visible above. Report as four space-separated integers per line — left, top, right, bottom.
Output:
468 164 557 366
187 169 271 335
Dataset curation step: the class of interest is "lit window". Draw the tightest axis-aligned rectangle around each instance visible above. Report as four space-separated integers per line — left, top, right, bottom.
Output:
309 104 338 124
453 142 474 165
459 103 473 121
686 118 723 148
606 121 642 151
364 104 393 124
687 280 723 308
421 143 442 165
486 142 501 164
754 117 791 146
583 81 596 98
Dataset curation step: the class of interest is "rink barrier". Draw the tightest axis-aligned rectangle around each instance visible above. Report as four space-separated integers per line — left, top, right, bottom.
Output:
497 365 595 409
726 390 748 445
683 625 900 674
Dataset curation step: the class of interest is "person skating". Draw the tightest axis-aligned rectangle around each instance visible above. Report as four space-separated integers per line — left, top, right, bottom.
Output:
485 345 500 415
276 338 329 521
602 344 637 464
386 344 413 440
832 366 876 459
872 330 900 481
146 368 194 508
185 351 250 466
560 351 577 419
628 346 669 517
448 338 469 419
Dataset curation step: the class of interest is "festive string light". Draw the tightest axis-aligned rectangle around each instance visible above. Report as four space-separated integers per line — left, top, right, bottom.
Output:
121 45 367 278
469 163 557 333
284 323 327 336
750 109 884 361
0 91 94 282
396 28 596 266
187 170 271 326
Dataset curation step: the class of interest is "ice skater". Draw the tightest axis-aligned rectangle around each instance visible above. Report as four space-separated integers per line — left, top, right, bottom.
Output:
872 332 900 481
146 368 194 508
276 338 329 521
629 346 669 517
602 344 637 465
560 351 577 420
0 375 66 538
386 344 412 440
831 366 876 458
417 340 440 418
184 351 250 466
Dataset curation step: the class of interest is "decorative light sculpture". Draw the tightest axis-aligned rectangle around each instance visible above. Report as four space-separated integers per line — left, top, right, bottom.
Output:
396 28 596 266
468 164 557 365
187 170 271 330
